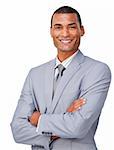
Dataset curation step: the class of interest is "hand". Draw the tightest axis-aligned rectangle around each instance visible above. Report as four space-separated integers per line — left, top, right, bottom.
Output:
67 98 86 113
51 135 60 141
28 111 41 126
29 111 60 140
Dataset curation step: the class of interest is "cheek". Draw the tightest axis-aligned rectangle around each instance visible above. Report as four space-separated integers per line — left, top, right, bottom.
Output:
51 30 60 37
70 29 80 37
52 37 60 47
73 33 81 41
52 36 59 43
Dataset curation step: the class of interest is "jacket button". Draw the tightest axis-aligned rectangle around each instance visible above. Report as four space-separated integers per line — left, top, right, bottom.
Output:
38 145 44 148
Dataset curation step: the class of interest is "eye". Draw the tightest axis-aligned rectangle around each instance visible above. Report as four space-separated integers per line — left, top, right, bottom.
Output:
69 26 77 29
54 26 62 30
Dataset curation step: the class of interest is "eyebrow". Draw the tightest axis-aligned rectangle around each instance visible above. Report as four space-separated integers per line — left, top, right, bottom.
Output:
53 23 77 26
54 24 62 26
68 23 77 26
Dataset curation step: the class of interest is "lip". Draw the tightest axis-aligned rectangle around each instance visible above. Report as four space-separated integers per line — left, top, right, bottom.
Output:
59 39 72 44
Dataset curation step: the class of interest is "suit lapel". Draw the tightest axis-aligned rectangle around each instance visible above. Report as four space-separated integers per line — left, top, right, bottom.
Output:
49 50 85 113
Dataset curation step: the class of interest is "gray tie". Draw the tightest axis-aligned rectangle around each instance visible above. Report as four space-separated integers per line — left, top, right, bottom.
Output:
53 64 66 97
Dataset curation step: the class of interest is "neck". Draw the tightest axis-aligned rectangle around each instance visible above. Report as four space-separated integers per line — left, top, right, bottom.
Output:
57 50 77 62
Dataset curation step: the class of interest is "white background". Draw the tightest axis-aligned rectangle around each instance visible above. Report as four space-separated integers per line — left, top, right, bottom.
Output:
0 0 113 149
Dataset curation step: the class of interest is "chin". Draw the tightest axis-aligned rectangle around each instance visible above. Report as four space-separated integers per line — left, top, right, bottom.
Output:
61 50 73 52
59 48 76 52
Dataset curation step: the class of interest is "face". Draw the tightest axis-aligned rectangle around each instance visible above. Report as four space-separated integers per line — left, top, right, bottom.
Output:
50 13 85 52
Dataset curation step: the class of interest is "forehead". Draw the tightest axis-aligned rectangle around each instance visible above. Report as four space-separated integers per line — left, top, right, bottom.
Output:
52 13 79 26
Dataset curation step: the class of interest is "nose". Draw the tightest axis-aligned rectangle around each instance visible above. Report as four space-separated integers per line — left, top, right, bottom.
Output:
61 27 69 37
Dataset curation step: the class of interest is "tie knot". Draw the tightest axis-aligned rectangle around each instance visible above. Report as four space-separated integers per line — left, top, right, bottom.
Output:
57 64 65 76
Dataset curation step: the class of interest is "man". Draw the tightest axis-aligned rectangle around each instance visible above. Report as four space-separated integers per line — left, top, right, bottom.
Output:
11 6 111 150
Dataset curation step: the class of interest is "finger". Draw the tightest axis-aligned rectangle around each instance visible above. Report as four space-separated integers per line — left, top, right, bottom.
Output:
67 98 86 112
72 101 86 112
73 98 86 105
74 103 84 109
67 103 82 112
74 100 84 105
67 100 84 111
74 100 86 108
72 100 84 105
69 98 85 107
73 101 85 108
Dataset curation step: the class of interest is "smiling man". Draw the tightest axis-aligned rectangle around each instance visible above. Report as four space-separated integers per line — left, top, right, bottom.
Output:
11 6 111 150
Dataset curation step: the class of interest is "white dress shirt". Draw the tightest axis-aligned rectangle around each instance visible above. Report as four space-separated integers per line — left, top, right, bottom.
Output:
36 50 79 132
54 51 78 78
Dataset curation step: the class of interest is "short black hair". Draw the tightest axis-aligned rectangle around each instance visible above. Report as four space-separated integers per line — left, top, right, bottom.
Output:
51 6 82 27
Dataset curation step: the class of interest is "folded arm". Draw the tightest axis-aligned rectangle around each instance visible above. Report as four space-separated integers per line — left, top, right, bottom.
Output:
29 98 86 140
36 64 111 139
29 98 86 126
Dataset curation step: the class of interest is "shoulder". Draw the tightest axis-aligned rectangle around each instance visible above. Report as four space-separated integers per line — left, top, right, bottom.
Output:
28 59 55 77
80 55 111 90
83 55 111 80
84 56 111 73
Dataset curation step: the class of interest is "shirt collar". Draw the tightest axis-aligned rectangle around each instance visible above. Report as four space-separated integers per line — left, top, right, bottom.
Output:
55 50 79 69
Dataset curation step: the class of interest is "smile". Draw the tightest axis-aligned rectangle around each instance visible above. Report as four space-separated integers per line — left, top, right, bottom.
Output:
59 39 72 44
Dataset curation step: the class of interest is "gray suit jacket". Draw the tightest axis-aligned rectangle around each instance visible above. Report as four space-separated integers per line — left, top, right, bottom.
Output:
11 51 111 150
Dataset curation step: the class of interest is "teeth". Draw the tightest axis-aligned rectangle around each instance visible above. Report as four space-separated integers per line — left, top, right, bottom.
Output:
60 40 71 43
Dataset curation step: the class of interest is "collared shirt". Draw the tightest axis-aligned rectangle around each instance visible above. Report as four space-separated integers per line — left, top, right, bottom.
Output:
54 50 78 78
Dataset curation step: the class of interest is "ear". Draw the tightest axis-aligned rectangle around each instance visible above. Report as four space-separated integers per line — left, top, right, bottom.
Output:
80 26 85 36
50 27 53 37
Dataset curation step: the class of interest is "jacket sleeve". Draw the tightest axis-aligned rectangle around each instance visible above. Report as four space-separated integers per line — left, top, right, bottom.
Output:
36 63 111 139
10 70 50 150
